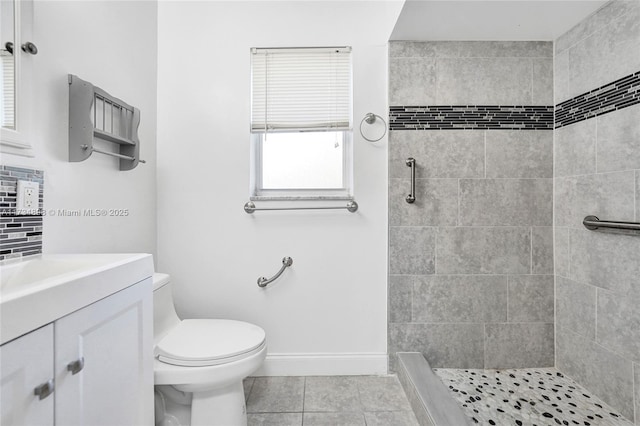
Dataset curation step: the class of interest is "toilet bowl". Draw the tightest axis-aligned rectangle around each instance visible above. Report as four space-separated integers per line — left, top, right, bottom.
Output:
153 273 266 426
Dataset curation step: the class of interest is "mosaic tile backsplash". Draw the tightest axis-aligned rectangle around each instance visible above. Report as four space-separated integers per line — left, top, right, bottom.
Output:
389 105 554 131
555 70 640 128
0 165 44 260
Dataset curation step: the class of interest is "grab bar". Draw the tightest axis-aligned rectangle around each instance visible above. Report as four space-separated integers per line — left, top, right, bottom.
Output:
244 201 358 214
583 216 640 235
406 157 416 203
258 257 293 287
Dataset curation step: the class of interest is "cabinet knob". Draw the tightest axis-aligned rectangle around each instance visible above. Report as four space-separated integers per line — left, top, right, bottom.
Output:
21 41 38 55
34 379 54 400
67 357 85 375
4 41 13 54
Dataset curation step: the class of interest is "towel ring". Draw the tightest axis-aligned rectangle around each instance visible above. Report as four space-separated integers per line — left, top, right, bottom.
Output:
359 112 387 142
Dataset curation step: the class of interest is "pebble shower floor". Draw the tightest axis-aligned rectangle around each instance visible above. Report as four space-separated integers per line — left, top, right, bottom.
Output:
434 368 632 426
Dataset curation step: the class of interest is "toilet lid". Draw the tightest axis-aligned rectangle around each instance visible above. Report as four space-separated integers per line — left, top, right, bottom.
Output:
155 319 266 367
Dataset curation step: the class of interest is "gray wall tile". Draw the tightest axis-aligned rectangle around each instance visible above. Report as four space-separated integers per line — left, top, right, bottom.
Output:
389 179 458 226
556 276 596 339
532 58 554 104
556 326 635 421
435 58 533 105
390 227 436 275
459 179 552 226
555 0 638 54
554 49 571 103
412 275 507 323
390 58 436 105
508 275 554 323
554 227 570 278
484 323 554 369
436 227 531 274
570 228 640 295
555 171 635 228
389 323 484 369
597 104 640 173
454 41 552 58
567 5 640 99
390 41 552 59
485 131 553 178
389 276 413 323
390 41 439 58
532 227 554 275
554 119 596 177
637 171 640 222
597 290 640 364
389 131 484 179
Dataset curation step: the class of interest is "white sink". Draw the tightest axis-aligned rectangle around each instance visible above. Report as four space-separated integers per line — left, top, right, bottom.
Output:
0 253 154 345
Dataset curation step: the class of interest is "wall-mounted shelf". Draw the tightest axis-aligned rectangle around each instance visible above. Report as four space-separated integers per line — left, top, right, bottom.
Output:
68 74 144 171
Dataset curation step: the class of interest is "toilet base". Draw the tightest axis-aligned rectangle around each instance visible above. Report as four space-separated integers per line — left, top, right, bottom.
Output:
156 381 247 426
191 381 247 426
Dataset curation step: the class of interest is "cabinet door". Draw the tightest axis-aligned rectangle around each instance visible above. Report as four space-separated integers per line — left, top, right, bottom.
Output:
54 279 153 426
0 0 35 155
0 324 54 426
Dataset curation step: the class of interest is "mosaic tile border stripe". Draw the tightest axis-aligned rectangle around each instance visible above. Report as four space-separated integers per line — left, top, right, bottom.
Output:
389 106 554 131
555 70 640 128
0 165 44 261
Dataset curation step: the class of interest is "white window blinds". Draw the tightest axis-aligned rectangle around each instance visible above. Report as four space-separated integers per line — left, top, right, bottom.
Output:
251 47 352 133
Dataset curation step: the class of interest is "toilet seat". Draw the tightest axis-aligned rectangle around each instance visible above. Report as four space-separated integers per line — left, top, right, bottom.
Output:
155 319 266 367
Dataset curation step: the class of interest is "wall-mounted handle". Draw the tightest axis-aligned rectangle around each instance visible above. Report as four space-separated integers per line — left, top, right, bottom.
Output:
21 41 38 55
34 379 54 400
67 357 85 375
258 257 293 288
406 157 416 204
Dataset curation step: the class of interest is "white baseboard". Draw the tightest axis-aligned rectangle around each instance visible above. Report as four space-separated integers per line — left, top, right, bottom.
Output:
253 353 389 376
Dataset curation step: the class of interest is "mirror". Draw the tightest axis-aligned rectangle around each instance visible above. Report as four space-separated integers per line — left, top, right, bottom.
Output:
1 0 15 130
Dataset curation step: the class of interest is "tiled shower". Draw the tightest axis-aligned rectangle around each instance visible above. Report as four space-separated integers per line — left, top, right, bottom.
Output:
388 0 640 423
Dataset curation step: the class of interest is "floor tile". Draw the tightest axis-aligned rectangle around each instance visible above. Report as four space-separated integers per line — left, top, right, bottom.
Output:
246 377 305 413
356 376 412 411
247 412 302 426
243 377 255 402
304 376 361 412
435 367 633 425
364 411 420 426
302 412 365 426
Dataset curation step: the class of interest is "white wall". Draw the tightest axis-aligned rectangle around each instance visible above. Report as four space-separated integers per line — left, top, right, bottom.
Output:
157 1 402 375
1 1 158 257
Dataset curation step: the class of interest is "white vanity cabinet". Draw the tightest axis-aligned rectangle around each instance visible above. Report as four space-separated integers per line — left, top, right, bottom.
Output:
55 278 153 425
0 324 54 426
0 278 153 426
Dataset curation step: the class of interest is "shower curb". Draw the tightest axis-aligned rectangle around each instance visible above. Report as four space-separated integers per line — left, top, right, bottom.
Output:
396 352 472 426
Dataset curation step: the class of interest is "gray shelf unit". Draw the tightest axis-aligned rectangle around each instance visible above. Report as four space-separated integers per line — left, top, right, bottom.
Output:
68 74 143 171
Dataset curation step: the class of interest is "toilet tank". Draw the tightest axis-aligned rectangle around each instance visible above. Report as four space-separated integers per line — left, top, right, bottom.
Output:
153 273 181 344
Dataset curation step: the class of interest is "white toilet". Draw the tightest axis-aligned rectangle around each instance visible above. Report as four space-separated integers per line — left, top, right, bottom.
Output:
153 273 266 426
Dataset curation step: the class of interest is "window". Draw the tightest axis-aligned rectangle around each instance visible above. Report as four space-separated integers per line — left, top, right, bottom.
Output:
250 47 352 200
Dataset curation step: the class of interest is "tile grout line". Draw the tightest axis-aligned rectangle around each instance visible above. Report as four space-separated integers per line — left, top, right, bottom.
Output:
633 363 637 425
302 376 306 417
530 227 533 275
483 323 487 369
594 289 598 344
